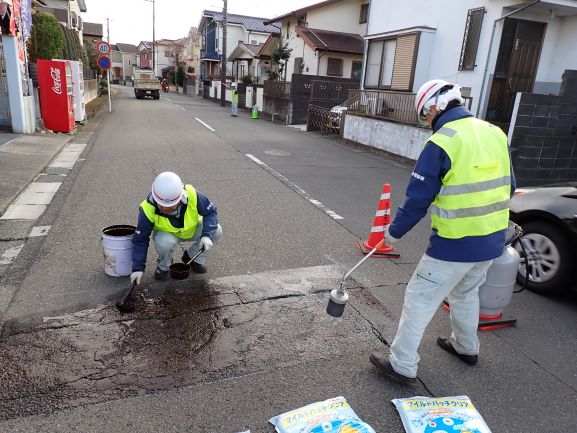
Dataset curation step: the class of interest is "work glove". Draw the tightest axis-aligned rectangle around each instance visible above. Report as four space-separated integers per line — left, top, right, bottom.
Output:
130 271 143 285
384 226 400 245
198 236 213 252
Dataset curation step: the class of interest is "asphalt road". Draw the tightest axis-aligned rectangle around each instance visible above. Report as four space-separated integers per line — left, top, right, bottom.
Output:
0 85 576 432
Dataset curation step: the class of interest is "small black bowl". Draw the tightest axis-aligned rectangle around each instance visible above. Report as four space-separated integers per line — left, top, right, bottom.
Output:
169 263 191 279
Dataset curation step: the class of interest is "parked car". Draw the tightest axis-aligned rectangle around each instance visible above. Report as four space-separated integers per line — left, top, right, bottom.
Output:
509 183 577 295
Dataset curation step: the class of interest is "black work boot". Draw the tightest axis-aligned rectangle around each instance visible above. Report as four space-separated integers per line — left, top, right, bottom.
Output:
182 250 192 264
190 261 207 274
437 337 478 365
154 267 169 280
369 352 416 384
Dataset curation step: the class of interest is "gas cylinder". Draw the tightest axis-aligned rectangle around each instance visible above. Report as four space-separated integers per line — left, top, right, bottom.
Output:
478 245 520 316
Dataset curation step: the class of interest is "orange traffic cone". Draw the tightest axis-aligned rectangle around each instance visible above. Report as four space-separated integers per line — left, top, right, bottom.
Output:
363 183 395 254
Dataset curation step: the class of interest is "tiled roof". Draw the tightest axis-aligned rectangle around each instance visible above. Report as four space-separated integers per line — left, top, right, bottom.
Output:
244 43 261 56
116 43 138 53
296 27 364 54
83 21 103 37
203 10 280 33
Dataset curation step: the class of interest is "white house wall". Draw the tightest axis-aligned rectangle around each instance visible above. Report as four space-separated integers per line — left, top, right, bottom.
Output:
368 0 577 117
538 14 577 93
306 0 367 35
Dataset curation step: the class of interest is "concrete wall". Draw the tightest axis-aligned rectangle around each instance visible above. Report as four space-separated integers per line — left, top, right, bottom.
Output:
343 114 430 161
84 79 98 103
366 0 577 116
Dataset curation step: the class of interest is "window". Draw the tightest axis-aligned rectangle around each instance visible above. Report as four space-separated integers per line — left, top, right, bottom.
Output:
128 60 131 65
143 53 148 60
327 58 343 76
164 50 171 57
364 33 420 90
351 61 363 80
359 4 369 24
286 21 290 38
459 7 485 71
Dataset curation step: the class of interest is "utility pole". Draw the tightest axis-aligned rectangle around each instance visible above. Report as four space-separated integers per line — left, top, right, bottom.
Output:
106 17 111 113
220 0 227 107
152 0 156 76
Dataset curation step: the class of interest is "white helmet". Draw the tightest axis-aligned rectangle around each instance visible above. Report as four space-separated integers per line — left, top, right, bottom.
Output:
415 79 463 126
151 172 184 207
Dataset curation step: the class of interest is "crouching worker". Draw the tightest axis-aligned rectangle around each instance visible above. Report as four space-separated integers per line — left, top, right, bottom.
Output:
130 172 222 284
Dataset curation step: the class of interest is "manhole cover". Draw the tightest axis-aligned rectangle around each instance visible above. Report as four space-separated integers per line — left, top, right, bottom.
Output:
264 150 290 156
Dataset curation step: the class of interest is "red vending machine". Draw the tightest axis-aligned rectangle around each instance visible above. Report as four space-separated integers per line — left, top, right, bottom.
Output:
38 59 75 133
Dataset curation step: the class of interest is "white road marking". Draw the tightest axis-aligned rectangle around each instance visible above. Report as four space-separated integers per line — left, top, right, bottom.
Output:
245 154 344 220
177 105 186 111
0 182 62 220
0 244 24 265
30 226 51 237
195 117 216 132
165 98 172 102
49 143 87 169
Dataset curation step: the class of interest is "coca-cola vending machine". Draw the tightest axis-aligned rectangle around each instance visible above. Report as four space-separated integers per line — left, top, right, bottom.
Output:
38 59 75 133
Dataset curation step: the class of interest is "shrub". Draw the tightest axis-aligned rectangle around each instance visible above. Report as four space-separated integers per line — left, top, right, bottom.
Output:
27 12 65 62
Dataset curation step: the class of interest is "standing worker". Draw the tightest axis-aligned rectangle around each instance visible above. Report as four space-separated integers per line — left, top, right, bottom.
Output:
129 172 222 284
231 83 239 117
370 80 516 384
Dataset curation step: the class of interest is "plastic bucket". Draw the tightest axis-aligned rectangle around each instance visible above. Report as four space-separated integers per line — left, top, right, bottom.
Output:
101 225 136 277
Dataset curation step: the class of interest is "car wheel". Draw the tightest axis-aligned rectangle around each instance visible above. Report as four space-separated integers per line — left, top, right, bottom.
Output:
514 220 572 295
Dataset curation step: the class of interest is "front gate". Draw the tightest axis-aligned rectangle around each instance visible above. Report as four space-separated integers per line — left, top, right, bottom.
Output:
306 104 342 137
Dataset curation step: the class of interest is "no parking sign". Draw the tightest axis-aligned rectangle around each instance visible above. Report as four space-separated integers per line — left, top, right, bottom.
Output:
97 55 111 70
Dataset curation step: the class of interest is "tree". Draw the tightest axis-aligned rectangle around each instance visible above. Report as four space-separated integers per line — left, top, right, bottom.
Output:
27 12 65 62
271 35 292 81
83 40 100 70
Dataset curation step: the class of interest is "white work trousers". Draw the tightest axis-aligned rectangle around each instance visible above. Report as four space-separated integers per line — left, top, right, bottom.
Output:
389 254 493 378
152 222 222 271
231 101 239 116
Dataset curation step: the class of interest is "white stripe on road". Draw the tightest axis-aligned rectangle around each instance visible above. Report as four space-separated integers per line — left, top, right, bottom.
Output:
0 244 24 265
49 143 87 169
30 226 51 237
177 105 186 111
0 182 62 220
245 154 344 220
195 117 215 132
166 98 172 102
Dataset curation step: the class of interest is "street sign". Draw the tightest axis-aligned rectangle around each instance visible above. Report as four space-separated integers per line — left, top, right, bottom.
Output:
96 41 111 55
97 55 111 70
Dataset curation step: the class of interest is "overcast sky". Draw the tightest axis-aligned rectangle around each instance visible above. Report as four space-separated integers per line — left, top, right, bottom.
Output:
82 0 321 45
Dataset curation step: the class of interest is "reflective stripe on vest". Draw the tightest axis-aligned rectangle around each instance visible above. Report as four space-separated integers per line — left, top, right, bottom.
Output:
140 184 200 239
428 117 511 239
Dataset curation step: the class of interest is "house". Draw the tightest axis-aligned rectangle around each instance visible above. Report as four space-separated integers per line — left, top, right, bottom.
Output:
198 10 279 80
82 21 103 44
37 0 87 40
184 26 201 76
227 42 269 83
362 0 577 126
263 0 369 82
342 0 577 186
136 41 153 70
110 43 137 82
155 38 186 78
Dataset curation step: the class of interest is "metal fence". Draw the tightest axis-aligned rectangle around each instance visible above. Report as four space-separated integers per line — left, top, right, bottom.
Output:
310 79 359 104
346 89 473 127
347 89 419 125
263 80 291 99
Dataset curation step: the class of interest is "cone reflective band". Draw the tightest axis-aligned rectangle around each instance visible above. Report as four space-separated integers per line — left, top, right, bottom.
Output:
363 183 395 254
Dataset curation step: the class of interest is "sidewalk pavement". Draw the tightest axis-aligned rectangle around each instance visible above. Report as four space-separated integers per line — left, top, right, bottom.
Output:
0 133 72 217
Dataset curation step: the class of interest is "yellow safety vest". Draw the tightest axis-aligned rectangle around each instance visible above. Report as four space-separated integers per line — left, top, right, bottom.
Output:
232 90 239 103
428 117 511 239
140 185 201 239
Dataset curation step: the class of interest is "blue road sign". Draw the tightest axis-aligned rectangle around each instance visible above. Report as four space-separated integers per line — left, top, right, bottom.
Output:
97 55 111 70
